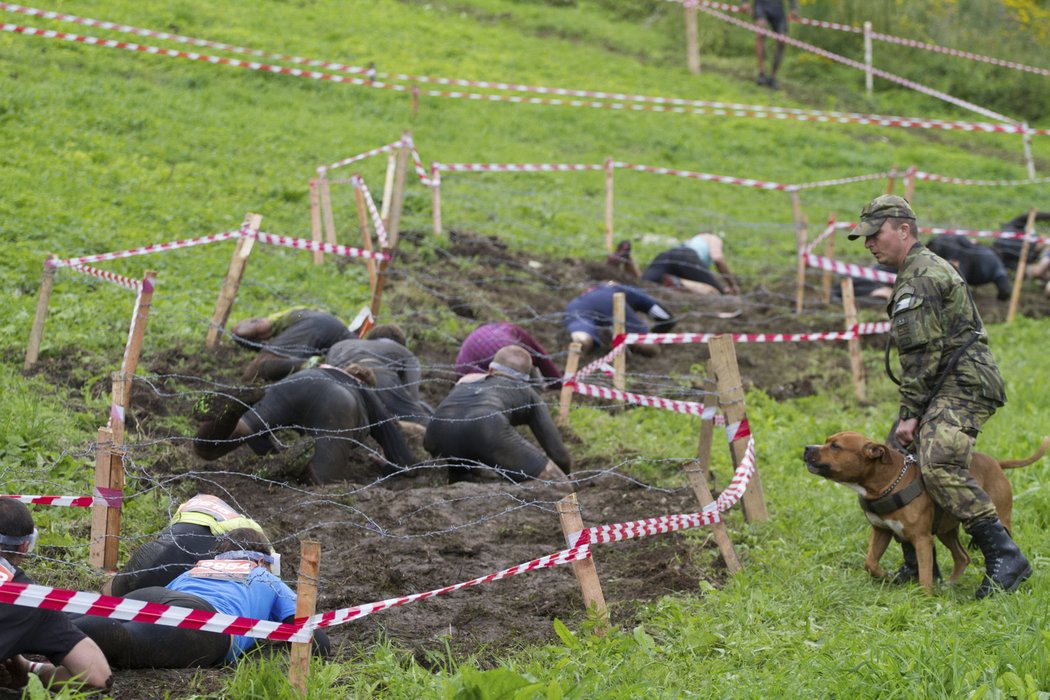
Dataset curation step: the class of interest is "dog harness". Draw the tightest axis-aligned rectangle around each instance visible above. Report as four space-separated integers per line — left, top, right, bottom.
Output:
858 454 924 515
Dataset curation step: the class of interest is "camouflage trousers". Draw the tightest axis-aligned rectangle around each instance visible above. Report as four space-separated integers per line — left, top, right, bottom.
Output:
916 395 997 524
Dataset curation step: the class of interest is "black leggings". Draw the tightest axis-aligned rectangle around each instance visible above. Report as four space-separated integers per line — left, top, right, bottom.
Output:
74 588 231 669
110 523 218 596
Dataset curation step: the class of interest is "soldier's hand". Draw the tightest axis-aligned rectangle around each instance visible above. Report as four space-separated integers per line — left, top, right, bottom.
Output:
895 418 918 448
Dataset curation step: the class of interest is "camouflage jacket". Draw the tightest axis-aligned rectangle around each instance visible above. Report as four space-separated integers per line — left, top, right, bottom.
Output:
888 243 1006 420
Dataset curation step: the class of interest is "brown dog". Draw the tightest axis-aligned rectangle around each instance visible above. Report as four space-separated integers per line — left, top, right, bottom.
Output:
803 432 1048 591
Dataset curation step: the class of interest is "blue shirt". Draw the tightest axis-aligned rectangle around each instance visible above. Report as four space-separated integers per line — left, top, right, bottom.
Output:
167 565 297 662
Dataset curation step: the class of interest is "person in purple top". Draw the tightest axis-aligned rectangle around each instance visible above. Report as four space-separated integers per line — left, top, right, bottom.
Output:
455 322 562 389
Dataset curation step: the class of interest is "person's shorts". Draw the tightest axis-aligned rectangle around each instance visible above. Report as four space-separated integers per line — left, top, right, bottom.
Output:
753 1 788 34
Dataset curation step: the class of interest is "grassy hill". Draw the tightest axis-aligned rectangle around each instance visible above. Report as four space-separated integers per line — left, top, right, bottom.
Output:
2 0 1050 697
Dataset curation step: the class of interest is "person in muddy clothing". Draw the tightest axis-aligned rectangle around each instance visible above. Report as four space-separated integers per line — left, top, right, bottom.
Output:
455 322 562 390
424 346 572 484
641 233 739 296
926 235 1013 301
325 324 432 428
231 307 354 382
74 528 330 669
192 363 415 484
563 282 675 356
108 494 272 597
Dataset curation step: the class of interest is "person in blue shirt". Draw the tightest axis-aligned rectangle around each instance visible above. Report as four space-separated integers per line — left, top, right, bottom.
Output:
74 528 330 668
563 282 676 356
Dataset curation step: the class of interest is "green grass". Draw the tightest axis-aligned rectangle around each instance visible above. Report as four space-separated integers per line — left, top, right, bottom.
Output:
3 0 1050 697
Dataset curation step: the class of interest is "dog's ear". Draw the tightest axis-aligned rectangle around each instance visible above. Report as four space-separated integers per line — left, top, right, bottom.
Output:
862 442 887 462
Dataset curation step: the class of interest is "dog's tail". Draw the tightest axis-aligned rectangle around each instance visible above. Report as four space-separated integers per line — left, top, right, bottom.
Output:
999 436 1050 469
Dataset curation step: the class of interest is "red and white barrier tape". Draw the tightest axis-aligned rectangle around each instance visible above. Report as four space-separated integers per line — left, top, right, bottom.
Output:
792 171 897 191
621 326 890 344
254 231 389 261
834 224 1047 245
913 171 1050 186
348 175 390 249
570 381 721 419
2 488 122 509
0 582 312 642
804 219 839 255
614 161 790 190
317 140 401 176
806 254 897 283
434 162 604 174
401 134 435 187
65 264 141 292
572 343 627 382
697 6 1020 127
50 230 243 268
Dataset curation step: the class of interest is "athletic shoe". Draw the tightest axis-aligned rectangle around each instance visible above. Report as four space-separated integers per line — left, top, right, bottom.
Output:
755 74 770 86
661 274 682 288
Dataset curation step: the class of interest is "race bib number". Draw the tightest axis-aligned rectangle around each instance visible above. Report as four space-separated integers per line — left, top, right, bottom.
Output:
179 495 241 522
189 559 252 581
0 557 15 585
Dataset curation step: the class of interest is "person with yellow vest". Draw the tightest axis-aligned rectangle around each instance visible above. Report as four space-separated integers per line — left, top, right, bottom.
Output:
107 495 275 596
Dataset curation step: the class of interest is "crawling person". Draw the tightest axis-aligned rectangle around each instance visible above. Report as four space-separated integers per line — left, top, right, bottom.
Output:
926 235 1013 301
325 323 432 429
108 494 273 596
231 307 355 382
641 232 739 295
455 322 562 390
423 346 572 484
74 528 330 669
563 282 676 357
192 363 415 484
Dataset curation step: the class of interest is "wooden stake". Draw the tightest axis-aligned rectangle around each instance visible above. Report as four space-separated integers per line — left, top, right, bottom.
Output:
353 181 379 294
411 84 420 118
684 417 741 573
885 164 898 194
1007 209 1037 323
119 270 157 415
23 255 58 371
309 178 324 265
369 250 392 319
1022 124 1036 179
386 134 411 251
841 278 867 401
685 4 700 75
612 292 626 393
206 213 261 350
863 21 873 96
904 165 916 203
89 426 123 571
709 334 767 522
791 192 807 314
431 165 442 236
604 157 614 253
380 154 396 230
556 493 608 635
319 176 337 248
289 540 321 695
819 224 835 305
558 342 583 425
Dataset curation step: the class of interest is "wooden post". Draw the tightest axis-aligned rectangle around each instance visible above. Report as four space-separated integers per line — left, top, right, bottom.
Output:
841 278 867 400
819 224 835 305
89 426 123 571
685 3 700 75
319 176 337 248
709 335 767 522
411 84 420 118
206 213 261 350
604 158 614 253
1022 124 1036 179
684 417 741 573
612 292 626 393
23 255 59 371
1007 209 1037 323
791 192 807 314
353 181 379 294
431 164 442 236
309 178 324 265
386 134 411 251
369 250 392 319
885 164 898 194
119 270 157 414
904 165 917 204
380 154 396 230
289 540 321 695
863 21 873 96
556 493 608 635
558 342 583 425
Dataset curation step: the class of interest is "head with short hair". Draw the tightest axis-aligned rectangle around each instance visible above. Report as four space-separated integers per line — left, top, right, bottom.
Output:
0 499 35 555
848 195 917 242
491 345 533 377
367 323 407 346
216 527 273 557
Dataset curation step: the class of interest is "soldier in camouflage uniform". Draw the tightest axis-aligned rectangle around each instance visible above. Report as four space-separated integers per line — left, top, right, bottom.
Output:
849 194 1031 598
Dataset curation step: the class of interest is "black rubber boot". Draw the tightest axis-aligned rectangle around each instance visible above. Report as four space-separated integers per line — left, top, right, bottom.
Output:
967 519 1032 599
889 540 941 584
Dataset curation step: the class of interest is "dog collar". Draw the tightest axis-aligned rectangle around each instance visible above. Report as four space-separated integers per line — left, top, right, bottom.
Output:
859 455 923 515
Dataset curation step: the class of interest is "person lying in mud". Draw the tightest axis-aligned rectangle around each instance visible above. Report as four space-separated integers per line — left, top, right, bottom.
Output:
231 307 355 382
455 321 562 390
107 494 273 597
192 363 415 484
325 323 432 429
423 346 572 484
562 281 675 356
641 232 739 296
75 528 330 669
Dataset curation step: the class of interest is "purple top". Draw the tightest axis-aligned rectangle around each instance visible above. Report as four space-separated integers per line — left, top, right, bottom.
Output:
455 322 562 385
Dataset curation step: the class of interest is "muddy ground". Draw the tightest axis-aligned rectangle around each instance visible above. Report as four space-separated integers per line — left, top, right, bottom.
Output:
21 230 1050 698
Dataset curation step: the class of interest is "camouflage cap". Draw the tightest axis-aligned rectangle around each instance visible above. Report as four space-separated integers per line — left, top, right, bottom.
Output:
848 195 917 240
